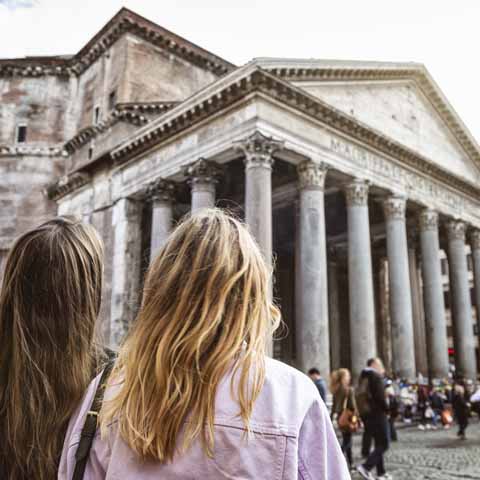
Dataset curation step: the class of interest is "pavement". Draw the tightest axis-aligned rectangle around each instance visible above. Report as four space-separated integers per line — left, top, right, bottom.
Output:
349 421 480 479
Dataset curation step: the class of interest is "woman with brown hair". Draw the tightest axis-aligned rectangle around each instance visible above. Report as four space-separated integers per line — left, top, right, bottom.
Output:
59 209 349 479
0 217 105 480
331 368 357 471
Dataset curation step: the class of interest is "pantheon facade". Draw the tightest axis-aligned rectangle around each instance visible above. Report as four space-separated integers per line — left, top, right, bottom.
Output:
1 8 479 381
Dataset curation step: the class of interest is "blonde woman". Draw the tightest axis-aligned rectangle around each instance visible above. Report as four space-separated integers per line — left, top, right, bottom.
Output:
59 209 349 479
331 368 357 471
0 217 104 480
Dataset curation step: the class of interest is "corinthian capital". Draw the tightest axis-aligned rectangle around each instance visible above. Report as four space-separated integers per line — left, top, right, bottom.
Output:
446 220 466 242
298 161 328 191
470 229 480 251
345 180 369 207
383 196 406 221
234 131 284 170
145 178 175 204
185 158 221 186
418 209 438 232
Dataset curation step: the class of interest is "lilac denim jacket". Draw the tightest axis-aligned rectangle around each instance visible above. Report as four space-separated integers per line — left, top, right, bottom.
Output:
58 358 350 479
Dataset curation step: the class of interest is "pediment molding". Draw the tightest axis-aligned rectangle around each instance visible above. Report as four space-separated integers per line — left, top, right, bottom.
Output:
257 59 480 174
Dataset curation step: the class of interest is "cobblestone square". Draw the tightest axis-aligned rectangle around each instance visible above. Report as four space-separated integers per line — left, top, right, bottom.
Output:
351 422 480 479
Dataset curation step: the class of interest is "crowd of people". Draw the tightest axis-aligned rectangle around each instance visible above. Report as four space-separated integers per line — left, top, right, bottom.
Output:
310 359 480 480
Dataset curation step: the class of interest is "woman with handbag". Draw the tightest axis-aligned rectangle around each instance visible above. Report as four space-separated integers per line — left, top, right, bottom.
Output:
0 217 105 480
331 368 358 471
59 209 350 480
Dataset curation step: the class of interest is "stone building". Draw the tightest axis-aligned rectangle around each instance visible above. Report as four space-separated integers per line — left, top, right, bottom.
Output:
1 8 479 381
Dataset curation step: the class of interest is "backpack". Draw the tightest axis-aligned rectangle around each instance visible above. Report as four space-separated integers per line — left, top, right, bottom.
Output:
355 375 371 417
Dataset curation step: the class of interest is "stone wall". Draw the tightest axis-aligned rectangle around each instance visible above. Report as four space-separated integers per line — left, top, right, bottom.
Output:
123 34 218 103
0 75 67 271
0 75 70 144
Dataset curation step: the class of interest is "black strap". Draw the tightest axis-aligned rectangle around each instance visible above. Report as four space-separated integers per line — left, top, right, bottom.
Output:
72 360 114 480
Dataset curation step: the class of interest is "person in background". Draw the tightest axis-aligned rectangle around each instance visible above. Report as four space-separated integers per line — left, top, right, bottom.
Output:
453 384 470 440
417 383 429 430
430 387 445 429
356 358 391 480
470 384 480 416
385 380 399 441
59 210 350 480
308 367 327 404
0 217 105 480
330 368 357 471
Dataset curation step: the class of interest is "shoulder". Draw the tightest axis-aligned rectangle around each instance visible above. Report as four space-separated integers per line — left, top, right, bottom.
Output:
66 372 105 445
259 358 323 425
264 357 319 398
58 372 106 478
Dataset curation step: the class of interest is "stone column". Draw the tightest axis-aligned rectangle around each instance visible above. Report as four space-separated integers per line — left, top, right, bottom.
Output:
345 180 376 380
147 179 175 263
328 253 342 371
295 161 329 377
186 158 219 213
418 209 449 380
235 131 283 266
235 132 283 356
110 197 143 347
408 230 429 377
375 256 392 375
447 221 477 380
470 229 480 356
383 196 416 380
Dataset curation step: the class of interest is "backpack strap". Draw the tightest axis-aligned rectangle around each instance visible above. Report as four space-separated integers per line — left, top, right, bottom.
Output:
72 360 115 480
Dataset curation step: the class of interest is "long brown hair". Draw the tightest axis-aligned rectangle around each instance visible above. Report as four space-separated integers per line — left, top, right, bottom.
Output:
0 216 104 479
101 209 280 463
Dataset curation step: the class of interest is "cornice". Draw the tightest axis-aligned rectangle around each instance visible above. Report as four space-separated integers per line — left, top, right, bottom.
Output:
259 61 480 175
64 108 149 154
115 101 179 115
0 8 234 79
0 145 65 157
50 67 480 204
45 172 91 201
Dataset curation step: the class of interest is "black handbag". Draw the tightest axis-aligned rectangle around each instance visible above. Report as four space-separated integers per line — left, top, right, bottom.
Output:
72 360 114 480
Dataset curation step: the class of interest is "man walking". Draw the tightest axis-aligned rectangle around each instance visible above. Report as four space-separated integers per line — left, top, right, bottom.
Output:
308 367 327 404
356 358 391 480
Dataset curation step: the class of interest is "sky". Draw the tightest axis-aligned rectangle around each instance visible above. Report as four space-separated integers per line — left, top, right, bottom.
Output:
0 0 479 142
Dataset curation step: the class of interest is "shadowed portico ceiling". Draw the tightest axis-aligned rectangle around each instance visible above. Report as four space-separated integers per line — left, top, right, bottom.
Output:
255 58 480 175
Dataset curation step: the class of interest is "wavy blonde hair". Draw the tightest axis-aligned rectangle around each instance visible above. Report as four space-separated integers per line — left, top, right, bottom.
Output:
0 217 104 480
101 209 280 462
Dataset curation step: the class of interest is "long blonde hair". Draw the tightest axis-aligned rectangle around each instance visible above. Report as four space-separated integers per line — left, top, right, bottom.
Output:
101 209 280 462
0 217 104 480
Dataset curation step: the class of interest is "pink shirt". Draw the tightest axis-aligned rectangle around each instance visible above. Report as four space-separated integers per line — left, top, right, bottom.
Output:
59 358 350 479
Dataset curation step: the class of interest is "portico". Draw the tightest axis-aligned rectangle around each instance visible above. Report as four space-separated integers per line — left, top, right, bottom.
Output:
49 59 480 382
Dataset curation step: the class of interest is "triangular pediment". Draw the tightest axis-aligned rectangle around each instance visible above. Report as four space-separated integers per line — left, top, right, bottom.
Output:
299 80 480 183
256 59 480 185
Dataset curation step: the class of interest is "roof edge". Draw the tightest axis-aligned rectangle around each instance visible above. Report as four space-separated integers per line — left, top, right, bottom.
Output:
0 7 235 78
255 59 480 170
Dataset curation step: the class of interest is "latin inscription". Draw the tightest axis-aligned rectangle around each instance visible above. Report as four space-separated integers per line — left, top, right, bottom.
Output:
330 137 470 215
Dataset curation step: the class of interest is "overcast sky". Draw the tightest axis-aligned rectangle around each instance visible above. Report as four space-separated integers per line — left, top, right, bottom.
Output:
1 0 479 142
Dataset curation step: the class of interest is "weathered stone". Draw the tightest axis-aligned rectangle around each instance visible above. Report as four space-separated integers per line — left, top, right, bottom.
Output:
1 8 479 372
